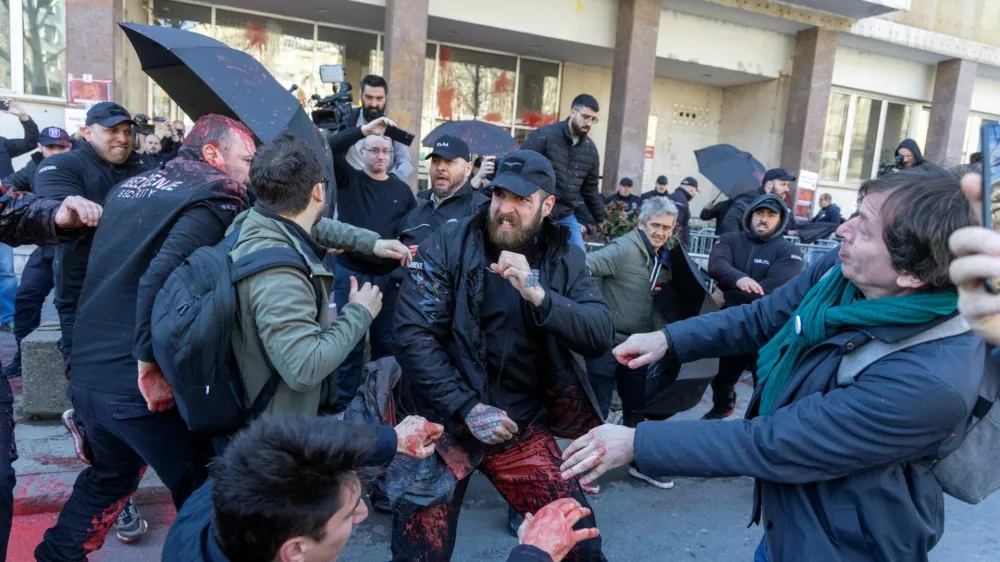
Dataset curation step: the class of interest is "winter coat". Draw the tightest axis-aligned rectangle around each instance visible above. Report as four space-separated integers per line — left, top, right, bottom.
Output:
0 184 83 247
398 182 489 250
668 190 693 245
395 207 612 475
636 248 985 562
708 194 803 308
521 120 604 223
720 187 764 235
811 203 841 224
896 138 927 167
229 208 380 416
586 229 669 344
2 152 42 192
0 117 39 177
700 198 733 234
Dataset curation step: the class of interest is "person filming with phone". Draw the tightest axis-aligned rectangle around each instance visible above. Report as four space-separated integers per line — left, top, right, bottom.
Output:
343 75 414 182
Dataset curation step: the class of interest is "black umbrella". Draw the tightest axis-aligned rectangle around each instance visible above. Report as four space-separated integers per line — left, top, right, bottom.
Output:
422 120 520 155
695 144 767 198
118 22 336 206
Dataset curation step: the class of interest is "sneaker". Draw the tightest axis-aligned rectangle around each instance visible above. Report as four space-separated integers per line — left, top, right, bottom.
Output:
701 404 735 420
115 497 148 543
507 505 523 538
1 351 19 379
61 409 93 466
628 463 674 490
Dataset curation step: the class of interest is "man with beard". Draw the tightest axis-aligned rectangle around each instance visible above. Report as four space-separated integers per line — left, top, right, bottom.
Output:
328 116 416 414
703 194 803 420
34 102 147 374
720 168 795 234
343 74 414 182
392 150 612 561
522 94 604 250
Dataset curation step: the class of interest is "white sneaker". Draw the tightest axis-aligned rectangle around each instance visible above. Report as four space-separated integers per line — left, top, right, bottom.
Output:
628 465 674 490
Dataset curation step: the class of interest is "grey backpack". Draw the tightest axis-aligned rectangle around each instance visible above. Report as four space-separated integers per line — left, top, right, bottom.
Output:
837 315 1000 504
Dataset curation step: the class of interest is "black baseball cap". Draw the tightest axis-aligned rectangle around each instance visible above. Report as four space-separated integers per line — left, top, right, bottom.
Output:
619 177 633 186
425 135 470 162
763 168 796 185
86 102 134 128
491 150 556 197
680 177 699 189
656 175 668 185
38 126 72 148
750 194 786 216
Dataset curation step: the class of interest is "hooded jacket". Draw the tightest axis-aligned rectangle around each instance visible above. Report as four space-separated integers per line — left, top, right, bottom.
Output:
708 194 803 308
521 120 604 223
896 138 926 168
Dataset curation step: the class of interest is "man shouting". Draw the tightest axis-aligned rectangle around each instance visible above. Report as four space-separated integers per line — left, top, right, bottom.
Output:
392 150 612 561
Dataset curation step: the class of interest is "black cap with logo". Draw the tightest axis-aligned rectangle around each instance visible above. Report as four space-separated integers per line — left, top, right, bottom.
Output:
680 177 699 189
39 126 72 148
425 135 471 162
85 102 134 128
490 150 556 197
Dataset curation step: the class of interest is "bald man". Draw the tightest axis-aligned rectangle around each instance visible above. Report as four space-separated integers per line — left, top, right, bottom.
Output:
327 117 416 414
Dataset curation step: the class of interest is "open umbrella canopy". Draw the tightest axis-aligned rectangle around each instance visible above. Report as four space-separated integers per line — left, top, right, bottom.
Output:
119 22 336 205
695 144 767 198
422 120 520 156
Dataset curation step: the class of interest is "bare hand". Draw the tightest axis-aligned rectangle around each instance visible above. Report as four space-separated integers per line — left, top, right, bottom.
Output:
612 330 668 369
373 239 412 267
471 156 496 189
950 226 1000 345
4 99 27 119
490 251 545 306
348 276 383 319
560 424 636 486
137 361 175 412
394 415 444 459
362 116 397 137
55 196 103 228
517 498 600 562
736 277 764 296
327 247 345 255
464 402 518 445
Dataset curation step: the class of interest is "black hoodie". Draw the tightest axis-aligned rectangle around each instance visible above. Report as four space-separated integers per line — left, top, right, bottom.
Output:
895 138 926 168
708 193 803 308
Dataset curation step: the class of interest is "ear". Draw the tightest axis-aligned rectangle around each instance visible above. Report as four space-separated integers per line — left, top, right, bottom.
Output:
202 143 224 169
896 273 926 291
82 126 93 142
541 194 556 217
463 160 473 179
277 536 308 562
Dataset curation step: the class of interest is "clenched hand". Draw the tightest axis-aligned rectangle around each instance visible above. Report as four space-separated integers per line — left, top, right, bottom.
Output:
490 251 545 306
464 403 518 445
394 415 444 459
55 196 103 229
137 360 175 412
348 276 383 319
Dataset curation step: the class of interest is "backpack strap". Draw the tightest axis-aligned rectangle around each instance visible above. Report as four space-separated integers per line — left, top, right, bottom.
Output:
837 315 972 386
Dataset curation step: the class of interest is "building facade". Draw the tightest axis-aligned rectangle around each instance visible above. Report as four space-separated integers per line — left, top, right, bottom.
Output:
1 0 999 220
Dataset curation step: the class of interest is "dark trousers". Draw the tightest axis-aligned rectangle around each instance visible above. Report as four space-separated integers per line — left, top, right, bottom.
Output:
710 354 757 407
34 385 213 562
0 378 16 562
51 250 75 369
586 348 647 428
13 246 55 342
391 427 604 562
332 262 398 412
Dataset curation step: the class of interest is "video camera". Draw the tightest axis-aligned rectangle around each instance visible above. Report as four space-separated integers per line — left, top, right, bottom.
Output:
310 64 354 132
877 154 905 178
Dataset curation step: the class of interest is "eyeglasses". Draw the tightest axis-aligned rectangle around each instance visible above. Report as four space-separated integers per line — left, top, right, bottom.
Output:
574 110 599 124
363 148 392 156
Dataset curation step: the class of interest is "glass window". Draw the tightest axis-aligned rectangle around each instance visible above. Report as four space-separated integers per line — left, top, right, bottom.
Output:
878 102 911 172
820 92 850 182
436 46 515 124
315 26 378 102
215 10 315 107
846 97 879 183
0 1 10 90
513 127 533 146
911 105 930 152
22 0 65 97
516 58 559 128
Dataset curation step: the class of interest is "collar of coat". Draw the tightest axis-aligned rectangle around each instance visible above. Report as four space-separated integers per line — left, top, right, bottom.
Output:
237 207 332 276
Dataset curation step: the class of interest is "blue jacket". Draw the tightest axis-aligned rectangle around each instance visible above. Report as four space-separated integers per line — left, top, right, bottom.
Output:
636 248 985 562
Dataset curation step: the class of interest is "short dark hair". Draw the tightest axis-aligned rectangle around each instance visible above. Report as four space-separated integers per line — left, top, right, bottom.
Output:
571 94 599 113
859 167 976 291
361 74 388 94
249 133 323 215
970 151 983 165
213 415 375 562
819 193 832 202
184 114 254 154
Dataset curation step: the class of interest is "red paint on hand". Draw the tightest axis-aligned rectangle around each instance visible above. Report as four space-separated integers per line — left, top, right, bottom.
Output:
137 361 175 412
395 416 444 459
519 498 599 562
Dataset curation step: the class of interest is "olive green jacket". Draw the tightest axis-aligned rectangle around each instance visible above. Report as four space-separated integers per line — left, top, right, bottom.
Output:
229 209 379 415
586 229 670 344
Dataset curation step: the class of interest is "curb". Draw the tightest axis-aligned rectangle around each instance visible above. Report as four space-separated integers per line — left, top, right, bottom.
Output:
14 468 172 516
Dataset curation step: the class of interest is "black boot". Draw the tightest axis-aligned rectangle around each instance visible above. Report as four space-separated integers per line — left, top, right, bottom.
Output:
2 348 20 379
701 391 736 420
507 504 524 537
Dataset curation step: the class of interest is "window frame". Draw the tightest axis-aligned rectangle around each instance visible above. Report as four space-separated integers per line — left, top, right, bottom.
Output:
0 0 67 103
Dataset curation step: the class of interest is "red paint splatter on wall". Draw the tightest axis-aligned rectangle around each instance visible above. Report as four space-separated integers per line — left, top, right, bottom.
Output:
245 20 268 58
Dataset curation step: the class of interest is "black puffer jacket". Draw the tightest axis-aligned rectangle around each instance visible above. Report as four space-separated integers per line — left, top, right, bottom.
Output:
708 194 803 308
521 120 604 223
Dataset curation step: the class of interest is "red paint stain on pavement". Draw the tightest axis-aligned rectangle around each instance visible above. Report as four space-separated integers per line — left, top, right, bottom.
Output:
32 455 85 469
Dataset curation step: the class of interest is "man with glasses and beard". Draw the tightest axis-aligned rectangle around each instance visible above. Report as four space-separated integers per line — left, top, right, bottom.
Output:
343 74 414 182
522 94 604 250
392 150 612 561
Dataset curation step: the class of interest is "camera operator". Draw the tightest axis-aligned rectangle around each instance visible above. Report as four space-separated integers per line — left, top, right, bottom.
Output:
879 138 929 177
343 75 414 182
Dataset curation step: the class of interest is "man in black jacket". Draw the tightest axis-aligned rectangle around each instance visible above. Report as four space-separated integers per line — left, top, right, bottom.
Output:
522 94 604 250
1 126 73 379
703 194 803 419
328 116 416 413
720 168 795 234
669 177 699 246
342 74 414 182
33 102 147 374
392 150 611 561
811 193 841 224
641 175 670 202
700 196 733 234
605 177 640 218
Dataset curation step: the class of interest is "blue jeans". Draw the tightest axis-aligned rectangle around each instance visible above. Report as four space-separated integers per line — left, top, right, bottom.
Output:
754 538 770 562
0 244 17 324
554 214 586 250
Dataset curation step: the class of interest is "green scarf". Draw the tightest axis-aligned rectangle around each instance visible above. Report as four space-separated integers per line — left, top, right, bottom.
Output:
756 265 958 415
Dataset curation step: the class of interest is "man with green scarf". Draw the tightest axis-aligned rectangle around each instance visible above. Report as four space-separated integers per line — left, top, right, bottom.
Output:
558 168 985 562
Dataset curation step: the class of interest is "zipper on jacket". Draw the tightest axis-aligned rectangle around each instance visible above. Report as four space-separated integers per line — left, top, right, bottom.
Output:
176 294 201 314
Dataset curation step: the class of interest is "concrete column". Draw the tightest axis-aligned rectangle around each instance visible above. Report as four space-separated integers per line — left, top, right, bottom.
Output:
114 0 149 114
67 0 148 113
601 0 660 196
384 0 429 192
780 27 837 220
925 58 977 168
